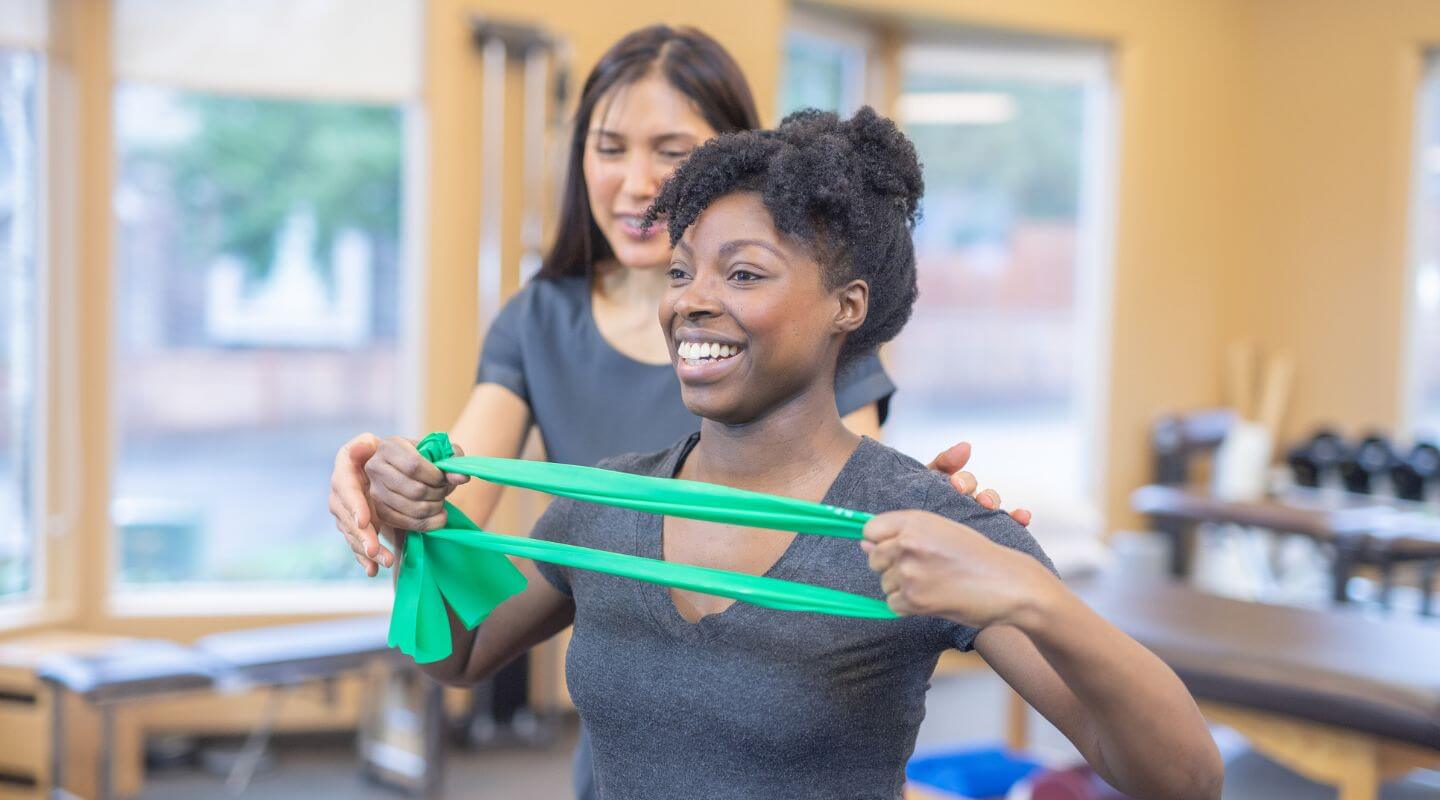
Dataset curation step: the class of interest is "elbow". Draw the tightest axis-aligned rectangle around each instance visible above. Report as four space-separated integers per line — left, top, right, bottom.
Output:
416 659 474 689
1108 738 1224 800
1192 747 1226 800
418 654 505 688
1154 744 1225 800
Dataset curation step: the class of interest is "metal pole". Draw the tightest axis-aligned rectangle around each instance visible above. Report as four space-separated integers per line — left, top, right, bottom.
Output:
477 36 507 337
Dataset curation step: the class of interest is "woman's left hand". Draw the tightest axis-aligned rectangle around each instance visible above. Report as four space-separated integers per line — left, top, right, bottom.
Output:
926 442 1032 527
861 509 1058 629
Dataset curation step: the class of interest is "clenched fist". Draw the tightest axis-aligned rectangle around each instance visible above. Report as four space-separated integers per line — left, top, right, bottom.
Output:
861 509 1059 630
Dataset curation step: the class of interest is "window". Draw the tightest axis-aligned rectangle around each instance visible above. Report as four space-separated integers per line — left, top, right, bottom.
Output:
0 47 43 602
779 9 870 118
887 40 1116 540
112 89 412 587
109 0 422 592
1407 55 1440 439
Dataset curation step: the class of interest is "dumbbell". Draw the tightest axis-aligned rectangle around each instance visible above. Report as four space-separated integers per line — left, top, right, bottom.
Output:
1339 434 1397 495
1287 429 1346 488
1392 441 1440 502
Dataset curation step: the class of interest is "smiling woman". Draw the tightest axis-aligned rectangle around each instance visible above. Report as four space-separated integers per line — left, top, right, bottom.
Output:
330 25 904 800
336 27 1036 800
366 107 1220 799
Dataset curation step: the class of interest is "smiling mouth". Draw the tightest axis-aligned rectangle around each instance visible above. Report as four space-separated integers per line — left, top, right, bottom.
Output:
677 340 743 366
616 214 661 240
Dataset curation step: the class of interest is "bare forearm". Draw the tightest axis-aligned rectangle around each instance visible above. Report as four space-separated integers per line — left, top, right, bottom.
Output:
1015 589 1223 799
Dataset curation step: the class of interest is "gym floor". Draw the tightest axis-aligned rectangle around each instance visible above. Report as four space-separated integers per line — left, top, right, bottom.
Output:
136 670 1440 799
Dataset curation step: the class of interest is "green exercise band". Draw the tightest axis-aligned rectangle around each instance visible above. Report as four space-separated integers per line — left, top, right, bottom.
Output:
386 432 897 664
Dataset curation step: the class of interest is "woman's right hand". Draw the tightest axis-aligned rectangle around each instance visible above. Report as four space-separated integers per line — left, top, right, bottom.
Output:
363 435 470 556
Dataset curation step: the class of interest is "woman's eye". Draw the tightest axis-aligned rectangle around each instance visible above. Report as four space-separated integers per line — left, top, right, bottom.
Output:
596 147 623 156
730 269 760 283
667 267 690 281
660 149 692 159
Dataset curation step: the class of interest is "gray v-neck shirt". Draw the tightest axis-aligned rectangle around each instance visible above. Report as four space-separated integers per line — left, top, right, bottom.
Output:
530 434 1056 800
475 275 895 468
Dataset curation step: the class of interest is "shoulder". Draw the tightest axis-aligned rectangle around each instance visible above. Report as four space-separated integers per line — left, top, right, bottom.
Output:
844 439 1055 572
841 438 946 509
495 275 588 326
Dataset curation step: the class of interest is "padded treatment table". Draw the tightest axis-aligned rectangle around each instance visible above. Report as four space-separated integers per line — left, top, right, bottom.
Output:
1057 576 1440 800
37 639 217 800
37 616 442 800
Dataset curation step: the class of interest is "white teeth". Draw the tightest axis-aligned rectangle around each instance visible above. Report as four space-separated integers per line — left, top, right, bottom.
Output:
677 340 741 361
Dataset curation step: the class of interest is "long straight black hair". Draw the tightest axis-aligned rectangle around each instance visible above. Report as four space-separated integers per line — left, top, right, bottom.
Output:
537 25 761 281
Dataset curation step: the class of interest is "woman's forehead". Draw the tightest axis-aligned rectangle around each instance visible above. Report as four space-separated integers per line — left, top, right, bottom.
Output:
680 193 822 266
592 73 713 137
683 193 773 240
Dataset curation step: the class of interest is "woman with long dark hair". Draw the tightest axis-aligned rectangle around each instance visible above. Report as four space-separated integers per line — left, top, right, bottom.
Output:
329 26 1028 799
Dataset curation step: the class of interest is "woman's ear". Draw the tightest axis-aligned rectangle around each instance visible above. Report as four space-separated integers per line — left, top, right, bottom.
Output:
833 279 869 335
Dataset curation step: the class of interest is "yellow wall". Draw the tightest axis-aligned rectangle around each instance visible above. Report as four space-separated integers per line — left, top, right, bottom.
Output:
1226 0 1438 444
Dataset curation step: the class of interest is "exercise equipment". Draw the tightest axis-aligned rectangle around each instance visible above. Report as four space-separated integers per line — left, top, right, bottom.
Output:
387 433 897 665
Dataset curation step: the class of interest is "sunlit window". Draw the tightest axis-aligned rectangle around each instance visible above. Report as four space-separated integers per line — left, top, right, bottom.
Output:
1407 56 1440 439
887 42 1116 540
0 48 41 601
112 88 409 585
779 10 869 118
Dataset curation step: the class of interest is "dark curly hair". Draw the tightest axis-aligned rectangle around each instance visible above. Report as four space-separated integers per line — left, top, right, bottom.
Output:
646 106 923 365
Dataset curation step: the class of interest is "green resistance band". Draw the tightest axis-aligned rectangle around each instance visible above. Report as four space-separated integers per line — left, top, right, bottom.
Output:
388 432 898 664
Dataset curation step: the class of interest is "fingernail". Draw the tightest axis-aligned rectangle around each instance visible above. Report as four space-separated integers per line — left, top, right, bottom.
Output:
365 542 376 557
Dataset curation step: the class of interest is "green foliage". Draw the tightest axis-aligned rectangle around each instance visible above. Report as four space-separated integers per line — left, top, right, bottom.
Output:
130 94 403 281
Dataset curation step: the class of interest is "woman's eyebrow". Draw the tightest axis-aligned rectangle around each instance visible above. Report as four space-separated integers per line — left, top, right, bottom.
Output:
652 132 698 147
718 239 787 263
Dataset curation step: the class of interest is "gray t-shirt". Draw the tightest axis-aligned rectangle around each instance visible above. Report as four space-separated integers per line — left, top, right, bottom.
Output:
476 275 895 467
531 433 1056 800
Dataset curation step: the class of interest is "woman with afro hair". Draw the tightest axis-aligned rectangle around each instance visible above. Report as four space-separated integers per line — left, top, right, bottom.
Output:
372 107 1224 799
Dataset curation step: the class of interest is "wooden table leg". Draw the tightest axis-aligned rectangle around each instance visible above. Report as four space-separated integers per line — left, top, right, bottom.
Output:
1199 702 1390 800
1006 688 1029 752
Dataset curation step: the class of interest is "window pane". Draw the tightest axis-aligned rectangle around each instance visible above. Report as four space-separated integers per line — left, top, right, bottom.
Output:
1410 63 1440 438
887 47 1112 537
113 87 406 585
781 31 864 117
0 49 40 601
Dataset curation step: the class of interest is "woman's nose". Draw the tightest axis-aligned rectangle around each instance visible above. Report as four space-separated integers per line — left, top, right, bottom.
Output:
673 274 722 319
620 152 660 200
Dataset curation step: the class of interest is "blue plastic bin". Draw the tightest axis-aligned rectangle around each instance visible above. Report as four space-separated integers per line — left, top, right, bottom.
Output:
906 743 1043 799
